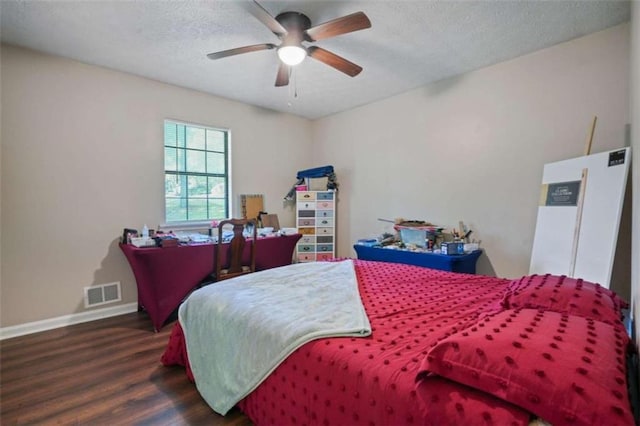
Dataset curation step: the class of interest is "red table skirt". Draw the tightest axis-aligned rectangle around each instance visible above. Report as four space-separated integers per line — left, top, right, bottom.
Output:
120 234 302 331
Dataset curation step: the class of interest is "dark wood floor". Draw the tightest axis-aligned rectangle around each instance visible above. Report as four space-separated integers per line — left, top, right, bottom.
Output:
0 312 253 425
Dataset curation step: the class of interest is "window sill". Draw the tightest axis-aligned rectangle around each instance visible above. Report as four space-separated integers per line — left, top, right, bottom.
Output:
158 221 213 233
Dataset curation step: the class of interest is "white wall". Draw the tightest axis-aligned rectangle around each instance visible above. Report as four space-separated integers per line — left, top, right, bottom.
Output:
0 45 312 327
312 24 631 283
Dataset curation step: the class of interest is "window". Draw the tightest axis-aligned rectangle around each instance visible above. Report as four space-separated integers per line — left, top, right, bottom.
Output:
164 120 229 222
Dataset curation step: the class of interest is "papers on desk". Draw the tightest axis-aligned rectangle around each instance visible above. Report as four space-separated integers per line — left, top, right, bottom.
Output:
217 230 236 243
189 233 213 243
173 232 214 244
173 230 294 245
280 227 298 236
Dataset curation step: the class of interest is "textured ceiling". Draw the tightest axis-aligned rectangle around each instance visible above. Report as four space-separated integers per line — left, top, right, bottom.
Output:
0 0 631 120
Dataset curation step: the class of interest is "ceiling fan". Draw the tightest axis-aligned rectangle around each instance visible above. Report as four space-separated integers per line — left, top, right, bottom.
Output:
206 1 372 87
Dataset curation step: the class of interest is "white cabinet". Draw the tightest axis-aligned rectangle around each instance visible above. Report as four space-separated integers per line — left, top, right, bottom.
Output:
296 191 335 262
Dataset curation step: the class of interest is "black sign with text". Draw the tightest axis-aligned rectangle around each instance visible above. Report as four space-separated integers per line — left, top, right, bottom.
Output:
545 180 581 206
608 149 626 167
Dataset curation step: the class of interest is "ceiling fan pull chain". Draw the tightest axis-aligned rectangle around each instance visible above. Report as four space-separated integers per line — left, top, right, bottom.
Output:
287 67 298 100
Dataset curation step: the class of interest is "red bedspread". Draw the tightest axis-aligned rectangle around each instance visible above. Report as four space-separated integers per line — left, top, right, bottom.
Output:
162 259 635 425
162 260 531 424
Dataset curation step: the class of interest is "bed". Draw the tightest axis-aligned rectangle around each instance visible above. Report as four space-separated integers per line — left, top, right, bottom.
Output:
161 259 636 425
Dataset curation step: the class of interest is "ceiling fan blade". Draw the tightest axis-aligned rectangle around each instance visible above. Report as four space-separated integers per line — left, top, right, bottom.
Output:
275 63 290 87
307 46 363 77
304 11 371 42
246 0 288 36
207 43 276 60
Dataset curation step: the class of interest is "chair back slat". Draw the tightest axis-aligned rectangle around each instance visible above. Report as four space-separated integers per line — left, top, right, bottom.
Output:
216 218 257 281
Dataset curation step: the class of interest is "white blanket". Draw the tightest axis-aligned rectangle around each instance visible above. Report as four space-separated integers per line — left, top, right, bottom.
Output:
179 259 371 415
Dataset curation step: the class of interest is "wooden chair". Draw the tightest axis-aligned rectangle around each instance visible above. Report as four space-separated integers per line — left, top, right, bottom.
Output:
215 218 257 282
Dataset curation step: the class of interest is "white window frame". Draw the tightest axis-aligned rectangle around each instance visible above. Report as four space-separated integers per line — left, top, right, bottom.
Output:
162 119 231 228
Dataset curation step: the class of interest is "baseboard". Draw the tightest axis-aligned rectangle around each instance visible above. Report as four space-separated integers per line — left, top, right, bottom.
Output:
0 302 139 340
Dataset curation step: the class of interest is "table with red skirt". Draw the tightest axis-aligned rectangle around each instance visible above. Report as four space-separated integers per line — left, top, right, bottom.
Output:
120 234 302 331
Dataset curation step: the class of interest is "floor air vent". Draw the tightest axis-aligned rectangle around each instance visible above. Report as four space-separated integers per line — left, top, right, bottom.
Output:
84 282 121 308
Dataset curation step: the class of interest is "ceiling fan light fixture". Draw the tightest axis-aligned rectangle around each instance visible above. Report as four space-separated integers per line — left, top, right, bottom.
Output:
277 45 307 66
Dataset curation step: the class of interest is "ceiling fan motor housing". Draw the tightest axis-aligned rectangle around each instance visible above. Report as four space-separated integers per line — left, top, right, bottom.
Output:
275 12 311 34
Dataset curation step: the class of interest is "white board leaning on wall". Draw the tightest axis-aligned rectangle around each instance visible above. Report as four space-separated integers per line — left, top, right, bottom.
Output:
529 147 631 289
